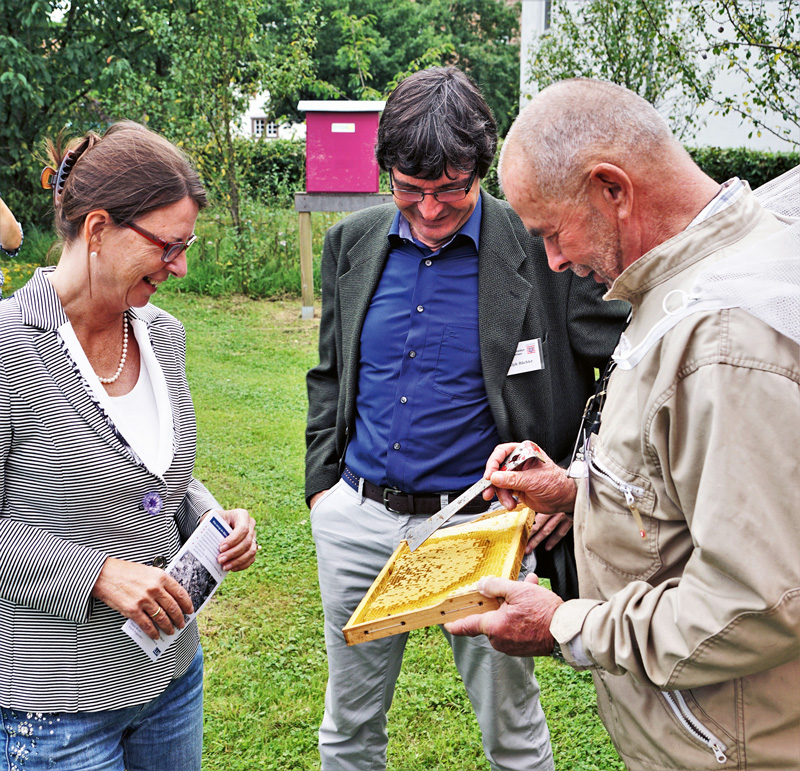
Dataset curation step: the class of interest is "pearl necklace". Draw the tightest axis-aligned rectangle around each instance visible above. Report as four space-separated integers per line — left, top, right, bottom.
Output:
97 314 129 384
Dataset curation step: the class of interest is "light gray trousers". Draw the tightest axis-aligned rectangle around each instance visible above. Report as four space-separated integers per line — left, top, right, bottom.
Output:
311 480 555 771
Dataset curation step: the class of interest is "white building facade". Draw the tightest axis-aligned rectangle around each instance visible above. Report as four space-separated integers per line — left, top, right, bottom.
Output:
237 92 306 141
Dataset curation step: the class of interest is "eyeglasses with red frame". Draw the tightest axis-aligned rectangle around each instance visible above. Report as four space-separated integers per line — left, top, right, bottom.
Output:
121 221 198 263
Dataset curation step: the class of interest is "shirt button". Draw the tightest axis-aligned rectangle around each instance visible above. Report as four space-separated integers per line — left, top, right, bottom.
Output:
425 259 432 267
409 351 416 358
400 396 408 404
152 556 168 569
393 442 401 450
416 305 424 313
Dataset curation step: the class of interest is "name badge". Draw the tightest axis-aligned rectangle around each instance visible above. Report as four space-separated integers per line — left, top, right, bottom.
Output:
507 337 543 376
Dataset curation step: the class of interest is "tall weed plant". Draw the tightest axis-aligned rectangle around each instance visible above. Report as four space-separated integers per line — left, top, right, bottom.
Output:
167 201 342 298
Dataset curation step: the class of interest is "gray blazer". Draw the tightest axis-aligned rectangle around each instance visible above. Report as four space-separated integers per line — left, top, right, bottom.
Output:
0 268 218 712
306 190 629 501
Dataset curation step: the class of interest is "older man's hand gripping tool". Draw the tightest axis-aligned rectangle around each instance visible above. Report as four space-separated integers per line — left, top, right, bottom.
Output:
405 442 545 552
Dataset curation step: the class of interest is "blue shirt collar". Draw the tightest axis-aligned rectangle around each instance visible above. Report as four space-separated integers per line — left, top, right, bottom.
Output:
389 191 483 255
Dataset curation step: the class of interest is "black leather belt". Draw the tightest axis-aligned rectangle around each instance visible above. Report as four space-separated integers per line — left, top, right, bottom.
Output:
342 465 491 516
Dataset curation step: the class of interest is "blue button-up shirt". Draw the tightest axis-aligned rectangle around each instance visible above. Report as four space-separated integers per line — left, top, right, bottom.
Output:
345 195 501 493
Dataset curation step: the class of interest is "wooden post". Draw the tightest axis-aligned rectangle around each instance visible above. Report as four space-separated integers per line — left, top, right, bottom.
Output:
295 192 394 320
298 210 314 320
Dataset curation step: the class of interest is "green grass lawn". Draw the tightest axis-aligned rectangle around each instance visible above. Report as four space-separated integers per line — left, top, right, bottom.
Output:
152 292 625 771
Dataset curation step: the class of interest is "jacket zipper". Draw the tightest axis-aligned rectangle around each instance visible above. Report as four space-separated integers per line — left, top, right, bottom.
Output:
588 454 648 538
661 690 728 764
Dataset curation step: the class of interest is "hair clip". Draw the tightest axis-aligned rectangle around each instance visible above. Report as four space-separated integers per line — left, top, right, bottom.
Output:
40 166 57 190
40 148 82 207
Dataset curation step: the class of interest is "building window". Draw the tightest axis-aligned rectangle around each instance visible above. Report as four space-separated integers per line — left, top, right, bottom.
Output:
265 121 278 138
252 117 266 137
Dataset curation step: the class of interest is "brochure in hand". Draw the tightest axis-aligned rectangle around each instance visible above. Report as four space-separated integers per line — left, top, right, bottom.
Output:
123 513 231 662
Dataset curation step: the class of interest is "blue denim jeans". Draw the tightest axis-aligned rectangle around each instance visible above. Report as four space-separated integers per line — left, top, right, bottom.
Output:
0 647 203 771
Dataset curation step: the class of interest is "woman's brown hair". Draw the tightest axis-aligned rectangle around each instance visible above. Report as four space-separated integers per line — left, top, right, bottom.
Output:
45 121 207 244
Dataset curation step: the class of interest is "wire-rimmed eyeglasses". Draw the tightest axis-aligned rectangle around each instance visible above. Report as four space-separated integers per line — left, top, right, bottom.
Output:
389 169 476 203
122 221 198 263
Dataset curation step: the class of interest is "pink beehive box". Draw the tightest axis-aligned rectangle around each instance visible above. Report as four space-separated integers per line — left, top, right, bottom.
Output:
298 100 385 193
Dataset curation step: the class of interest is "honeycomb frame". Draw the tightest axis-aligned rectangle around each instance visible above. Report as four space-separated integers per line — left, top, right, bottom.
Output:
343 506 534 645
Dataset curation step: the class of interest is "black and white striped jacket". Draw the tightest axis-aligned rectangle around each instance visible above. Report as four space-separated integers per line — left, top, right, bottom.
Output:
0 267 218 712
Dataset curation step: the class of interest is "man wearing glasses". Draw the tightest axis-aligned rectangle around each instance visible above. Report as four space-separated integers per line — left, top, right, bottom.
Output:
305 66 627 771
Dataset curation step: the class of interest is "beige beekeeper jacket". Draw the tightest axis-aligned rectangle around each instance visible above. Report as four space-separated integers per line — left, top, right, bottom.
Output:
551 188 800 770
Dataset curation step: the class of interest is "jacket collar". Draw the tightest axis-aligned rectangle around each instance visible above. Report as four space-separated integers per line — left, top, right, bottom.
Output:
16 267 68 330
606 186 764 307
16 266 176 478
336 190 526 348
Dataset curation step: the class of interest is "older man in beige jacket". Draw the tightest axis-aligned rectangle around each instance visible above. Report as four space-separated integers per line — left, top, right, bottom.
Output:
447 78 800 770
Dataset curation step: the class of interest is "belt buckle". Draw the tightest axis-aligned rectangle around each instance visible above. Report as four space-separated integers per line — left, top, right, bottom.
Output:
382 486 405 514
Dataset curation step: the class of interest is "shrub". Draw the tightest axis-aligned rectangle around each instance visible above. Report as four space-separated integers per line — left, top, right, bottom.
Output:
234 138 306 209
6 145 796 302
685 146 799 189
231 138 393 208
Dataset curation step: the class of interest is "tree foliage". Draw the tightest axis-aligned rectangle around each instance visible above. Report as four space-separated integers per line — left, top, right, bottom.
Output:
1 0 522 231
0 0 179 225
268 0 522 135
0 0 324 230
655 0 799 147
329 9 382 99
526 0 799 148
99 0 271 233
526 0 714 138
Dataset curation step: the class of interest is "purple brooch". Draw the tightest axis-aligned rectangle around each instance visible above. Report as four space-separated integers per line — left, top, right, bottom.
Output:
142 491 163 516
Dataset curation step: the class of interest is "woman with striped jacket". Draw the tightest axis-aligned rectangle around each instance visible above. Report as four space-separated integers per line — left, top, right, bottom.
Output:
0 122 257 770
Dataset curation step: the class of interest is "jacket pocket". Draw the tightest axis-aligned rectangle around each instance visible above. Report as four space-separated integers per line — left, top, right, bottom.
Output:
661 690 729 764
589 453 648 534
583 443 661 580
